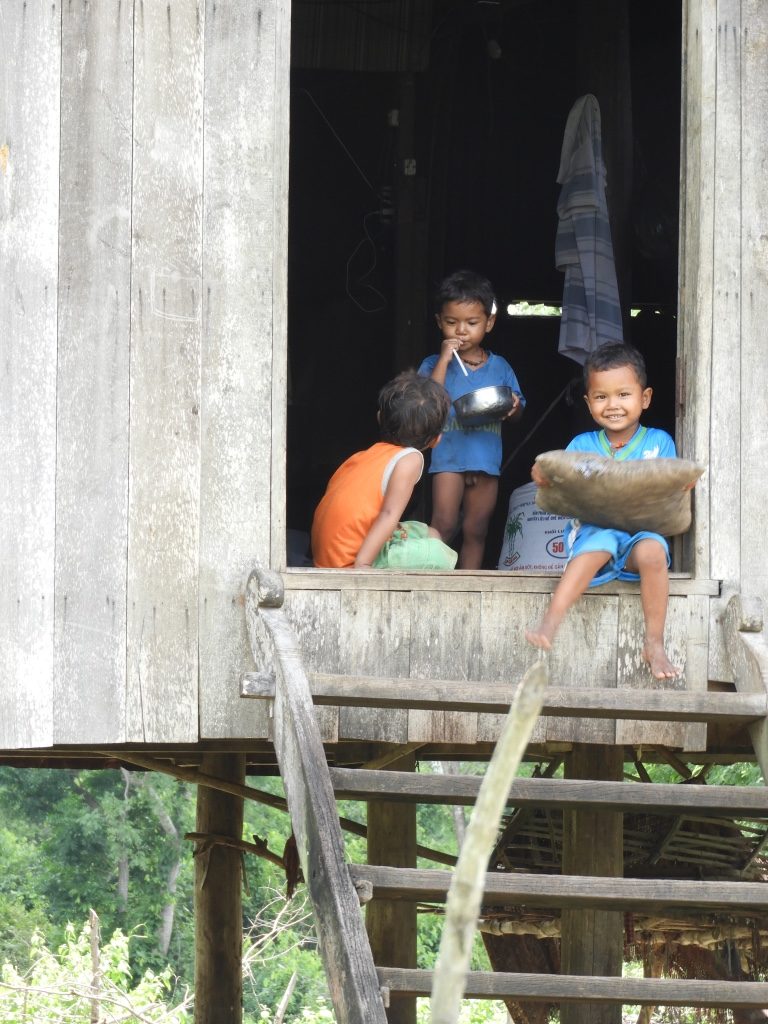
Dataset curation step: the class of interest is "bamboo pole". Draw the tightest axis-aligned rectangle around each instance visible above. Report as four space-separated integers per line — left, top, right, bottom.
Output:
430 661 548 1024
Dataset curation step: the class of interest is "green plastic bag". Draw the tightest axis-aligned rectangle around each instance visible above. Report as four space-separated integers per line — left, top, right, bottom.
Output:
373 521 457 571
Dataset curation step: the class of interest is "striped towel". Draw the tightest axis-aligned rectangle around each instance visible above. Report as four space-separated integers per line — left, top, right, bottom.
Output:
555 94 623 365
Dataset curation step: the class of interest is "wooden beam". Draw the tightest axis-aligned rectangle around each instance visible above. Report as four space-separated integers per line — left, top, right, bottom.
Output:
245 569 388 1024
348 864 768 914
282 570 720 596
561 745 623 1024
366 753 417 1024
376 968 768 1008
648 746 693 780
242 673 767 723
722 593 768 779
103 751 455 868
194 754 245 1024
328 767 768 816
361 744 427 771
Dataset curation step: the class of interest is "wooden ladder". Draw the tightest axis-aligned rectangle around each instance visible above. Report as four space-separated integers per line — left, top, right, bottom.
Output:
244 568 768 1022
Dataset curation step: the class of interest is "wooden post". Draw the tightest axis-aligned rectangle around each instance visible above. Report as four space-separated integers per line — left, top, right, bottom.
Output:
195 753 246 1024
367 752 418 1024
560 744 624 1024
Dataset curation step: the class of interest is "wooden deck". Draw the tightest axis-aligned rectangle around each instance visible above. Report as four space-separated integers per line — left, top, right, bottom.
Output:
279 570 721 751
243 567 768 1024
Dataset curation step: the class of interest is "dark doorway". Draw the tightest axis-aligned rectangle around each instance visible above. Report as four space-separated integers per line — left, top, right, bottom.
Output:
286 0 682 569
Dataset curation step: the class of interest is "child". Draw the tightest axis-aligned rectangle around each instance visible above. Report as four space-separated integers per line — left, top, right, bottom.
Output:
419 270 525 569
311 371 457 570
526 341 685 679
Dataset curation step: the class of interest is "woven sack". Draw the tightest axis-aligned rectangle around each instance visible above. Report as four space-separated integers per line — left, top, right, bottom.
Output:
533 450 705 536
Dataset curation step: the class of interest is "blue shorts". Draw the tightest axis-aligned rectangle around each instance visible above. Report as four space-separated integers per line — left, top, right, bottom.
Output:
565 521 670 587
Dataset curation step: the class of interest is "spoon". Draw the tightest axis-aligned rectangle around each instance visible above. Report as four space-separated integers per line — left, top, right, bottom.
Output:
452 349 469 376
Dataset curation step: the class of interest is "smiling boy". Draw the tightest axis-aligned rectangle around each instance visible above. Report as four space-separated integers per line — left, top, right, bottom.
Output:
526 342 683 679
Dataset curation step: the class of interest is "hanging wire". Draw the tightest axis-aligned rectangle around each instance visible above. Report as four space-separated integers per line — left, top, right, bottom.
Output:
499 380 571 477
345 211 387 313
297 88 378 197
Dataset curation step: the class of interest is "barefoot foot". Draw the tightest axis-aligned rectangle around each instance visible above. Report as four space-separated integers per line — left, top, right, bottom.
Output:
643 639 681 679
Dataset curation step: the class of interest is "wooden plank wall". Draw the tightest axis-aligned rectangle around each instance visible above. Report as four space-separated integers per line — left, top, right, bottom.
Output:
198 1 289 739
739 3 768 603
1 0 763 749
126 0 204 742
0 3 61 748
55 0 133 742
681 1 767 681
0 1 287 749
283 576 711 751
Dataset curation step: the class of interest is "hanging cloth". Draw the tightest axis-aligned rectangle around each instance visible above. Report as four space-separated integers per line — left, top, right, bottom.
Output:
555 94 623 365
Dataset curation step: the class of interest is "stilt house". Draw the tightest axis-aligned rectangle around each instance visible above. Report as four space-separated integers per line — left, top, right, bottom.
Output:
1 1 767 1022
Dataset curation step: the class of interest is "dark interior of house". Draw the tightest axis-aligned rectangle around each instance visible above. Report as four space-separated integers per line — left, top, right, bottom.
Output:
286 0 682 568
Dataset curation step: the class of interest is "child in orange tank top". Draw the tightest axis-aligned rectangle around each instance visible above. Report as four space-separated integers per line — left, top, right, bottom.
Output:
311 372 458 570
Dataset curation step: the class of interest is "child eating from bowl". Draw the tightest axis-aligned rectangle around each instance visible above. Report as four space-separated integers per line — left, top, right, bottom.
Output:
311 371 458 570
418 269 525 569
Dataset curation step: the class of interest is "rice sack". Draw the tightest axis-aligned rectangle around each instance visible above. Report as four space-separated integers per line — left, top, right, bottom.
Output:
533 450 705 536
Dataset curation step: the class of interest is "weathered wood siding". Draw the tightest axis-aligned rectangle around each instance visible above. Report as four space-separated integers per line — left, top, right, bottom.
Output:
198 1 290 740
282 574 713 750
1 0 765 750
0 3 60 748
680 1 768 680
0 0 287 747
54 0 133 745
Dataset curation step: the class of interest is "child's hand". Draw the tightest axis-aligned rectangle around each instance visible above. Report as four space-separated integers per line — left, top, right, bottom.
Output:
531 462 550 487
439 336 460 362
501 394 521 420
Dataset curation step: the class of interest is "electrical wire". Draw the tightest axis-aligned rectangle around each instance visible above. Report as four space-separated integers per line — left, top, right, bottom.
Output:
499 380 571 477
297 88 378 197
345 211 387 313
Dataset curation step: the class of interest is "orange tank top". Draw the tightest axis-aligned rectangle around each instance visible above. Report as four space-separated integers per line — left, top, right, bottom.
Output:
311 442 422 568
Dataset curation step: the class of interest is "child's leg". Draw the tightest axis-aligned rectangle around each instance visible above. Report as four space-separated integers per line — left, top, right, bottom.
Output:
430 472 464 544
526 550 612 649
624 538 680 679
458 473 497 570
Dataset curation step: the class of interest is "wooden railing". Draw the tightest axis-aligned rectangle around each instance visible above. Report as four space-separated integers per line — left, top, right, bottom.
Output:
244 567 387 1024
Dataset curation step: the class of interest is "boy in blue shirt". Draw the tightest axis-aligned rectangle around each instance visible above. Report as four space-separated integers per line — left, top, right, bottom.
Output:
419 270 525 569
526 342 685 679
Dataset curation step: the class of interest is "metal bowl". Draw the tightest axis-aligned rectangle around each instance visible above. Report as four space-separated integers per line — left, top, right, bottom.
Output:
453 385 516 427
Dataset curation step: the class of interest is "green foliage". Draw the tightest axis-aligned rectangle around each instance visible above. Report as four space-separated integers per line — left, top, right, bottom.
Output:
18 757 763 1021
417 998 510 1022
0 767 198 982
631 759 763 787
0 826 53 965
707 761 763 787
242 888 329 1020
0 918 191 1022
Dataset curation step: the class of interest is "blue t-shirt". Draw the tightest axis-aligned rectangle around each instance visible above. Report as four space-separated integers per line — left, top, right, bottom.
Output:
418 352 525 475
566 425 676 460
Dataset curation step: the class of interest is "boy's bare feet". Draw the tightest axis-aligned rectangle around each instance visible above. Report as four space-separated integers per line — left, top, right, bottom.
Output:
525 623 555 650
643 639 681 679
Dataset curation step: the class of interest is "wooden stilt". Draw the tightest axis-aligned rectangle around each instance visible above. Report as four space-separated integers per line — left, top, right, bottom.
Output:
561 745 624 1024
194 753 246 1024
367 752 418 1024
